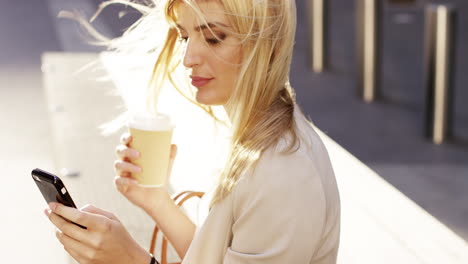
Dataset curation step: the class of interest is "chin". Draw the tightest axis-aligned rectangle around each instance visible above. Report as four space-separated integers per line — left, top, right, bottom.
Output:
195 91 226 106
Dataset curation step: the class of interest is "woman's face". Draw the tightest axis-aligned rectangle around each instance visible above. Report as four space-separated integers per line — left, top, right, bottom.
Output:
175 1 242 106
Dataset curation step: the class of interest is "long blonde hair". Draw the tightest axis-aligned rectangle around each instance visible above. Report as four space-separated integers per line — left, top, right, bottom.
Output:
90 0 300 207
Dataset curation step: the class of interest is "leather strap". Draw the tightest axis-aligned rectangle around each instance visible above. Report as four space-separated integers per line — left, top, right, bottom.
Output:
149 255 157 264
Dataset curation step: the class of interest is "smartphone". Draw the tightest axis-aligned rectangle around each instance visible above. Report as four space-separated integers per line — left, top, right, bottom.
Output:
31 168 86 229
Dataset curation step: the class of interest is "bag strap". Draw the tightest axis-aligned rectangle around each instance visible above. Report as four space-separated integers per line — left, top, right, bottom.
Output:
149 191 205 264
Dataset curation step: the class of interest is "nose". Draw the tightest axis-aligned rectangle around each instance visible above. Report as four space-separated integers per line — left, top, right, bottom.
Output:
182 39 202 69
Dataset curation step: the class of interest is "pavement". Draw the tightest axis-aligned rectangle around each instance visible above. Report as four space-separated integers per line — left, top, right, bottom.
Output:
0 0 467 263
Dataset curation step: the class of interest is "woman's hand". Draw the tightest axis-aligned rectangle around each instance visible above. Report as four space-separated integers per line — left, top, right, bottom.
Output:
45 203 151 264
113 133 177 214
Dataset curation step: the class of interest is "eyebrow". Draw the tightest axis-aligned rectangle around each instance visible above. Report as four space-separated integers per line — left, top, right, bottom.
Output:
175 22 229 32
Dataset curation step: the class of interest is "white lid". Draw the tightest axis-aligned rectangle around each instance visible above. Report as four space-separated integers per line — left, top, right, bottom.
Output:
127 112 174 131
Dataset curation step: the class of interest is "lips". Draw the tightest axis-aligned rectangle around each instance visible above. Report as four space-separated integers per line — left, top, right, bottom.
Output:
190 76 214 88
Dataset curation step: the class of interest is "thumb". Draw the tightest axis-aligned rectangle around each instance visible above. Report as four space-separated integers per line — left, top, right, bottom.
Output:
169 144 178 161
167 144 177 178
80 204 117 221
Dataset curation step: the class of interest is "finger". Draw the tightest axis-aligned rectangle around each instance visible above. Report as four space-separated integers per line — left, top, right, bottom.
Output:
120 133 132 145
115 170 132 178
57 233 87 264
49 202 108 231
115 145 140 160
114 164 132 178
120 171 131 178
47 210 91 245
63 246 85 264
80 204 117 221
114 160 142 174
56 231 96 262
63 247 85 264
46 208 76 231
114 176 138 194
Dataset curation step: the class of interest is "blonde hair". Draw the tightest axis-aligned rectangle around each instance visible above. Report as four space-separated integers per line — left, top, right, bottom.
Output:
88 0 300 207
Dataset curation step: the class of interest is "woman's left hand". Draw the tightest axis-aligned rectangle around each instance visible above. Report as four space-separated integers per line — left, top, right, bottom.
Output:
45 203 151 264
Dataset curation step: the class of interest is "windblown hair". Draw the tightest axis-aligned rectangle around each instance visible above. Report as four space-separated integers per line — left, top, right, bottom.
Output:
90 0 300 207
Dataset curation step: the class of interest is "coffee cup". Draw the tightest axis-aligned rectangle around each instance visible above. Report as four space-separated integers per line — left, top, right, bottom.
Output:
127 112 174 185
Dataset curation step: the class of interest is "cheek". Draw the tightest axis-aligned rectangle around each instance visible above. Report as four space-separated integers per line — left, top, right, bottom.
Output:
197 47 241 105
214 43 241 67
216 48 241 85
215 65 238 101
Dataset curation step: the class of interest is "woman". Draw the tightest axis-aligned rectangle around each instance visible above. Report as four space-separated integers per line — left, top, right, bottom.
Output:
45 0 341 263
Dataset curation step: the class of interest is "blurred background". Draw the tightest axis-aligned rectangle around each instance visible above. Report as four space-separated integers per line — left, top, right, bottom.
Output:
0 0 467 263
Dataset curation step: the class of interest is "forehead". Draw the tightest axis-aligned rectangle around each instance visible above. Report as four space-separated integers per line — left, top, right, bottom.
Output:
173 1 228 29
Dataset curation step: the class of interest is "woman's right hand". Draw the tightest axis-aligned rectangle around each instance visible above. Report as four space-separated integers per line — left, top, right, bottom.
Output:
113 132 177 214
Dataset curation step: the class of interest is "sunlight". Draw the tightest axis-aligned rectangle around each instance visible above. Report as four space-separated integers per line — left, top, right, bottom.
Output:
99 52 231 195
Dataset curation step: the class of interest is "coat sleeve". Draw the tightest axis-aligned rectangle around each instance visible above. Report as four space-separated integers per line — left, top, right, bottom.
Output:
222 153 327 264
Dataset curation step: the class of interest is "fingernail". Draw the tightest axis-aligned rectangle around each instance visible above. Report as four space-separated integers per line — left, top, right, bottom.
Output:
116 177 123 185
44 209 50 217
49 203 57 211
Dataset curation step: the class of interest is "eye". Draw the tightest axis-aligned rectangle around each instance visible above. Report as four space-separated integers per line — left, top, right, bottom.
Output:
206 38 221 45
205 33 226 46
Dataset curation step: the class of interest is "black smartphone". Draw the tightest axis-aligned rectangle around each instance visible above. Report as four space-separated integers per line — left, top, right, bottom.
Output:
31 168 86 229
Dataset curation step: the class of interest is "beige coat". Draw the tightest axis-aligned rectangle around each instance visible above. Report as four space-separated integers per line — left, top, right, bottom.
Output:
182 105 341 264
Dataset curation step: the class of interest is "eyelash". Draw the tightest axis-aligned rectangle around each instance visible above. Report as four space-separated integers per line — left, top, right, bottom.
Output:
178 34 226 45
